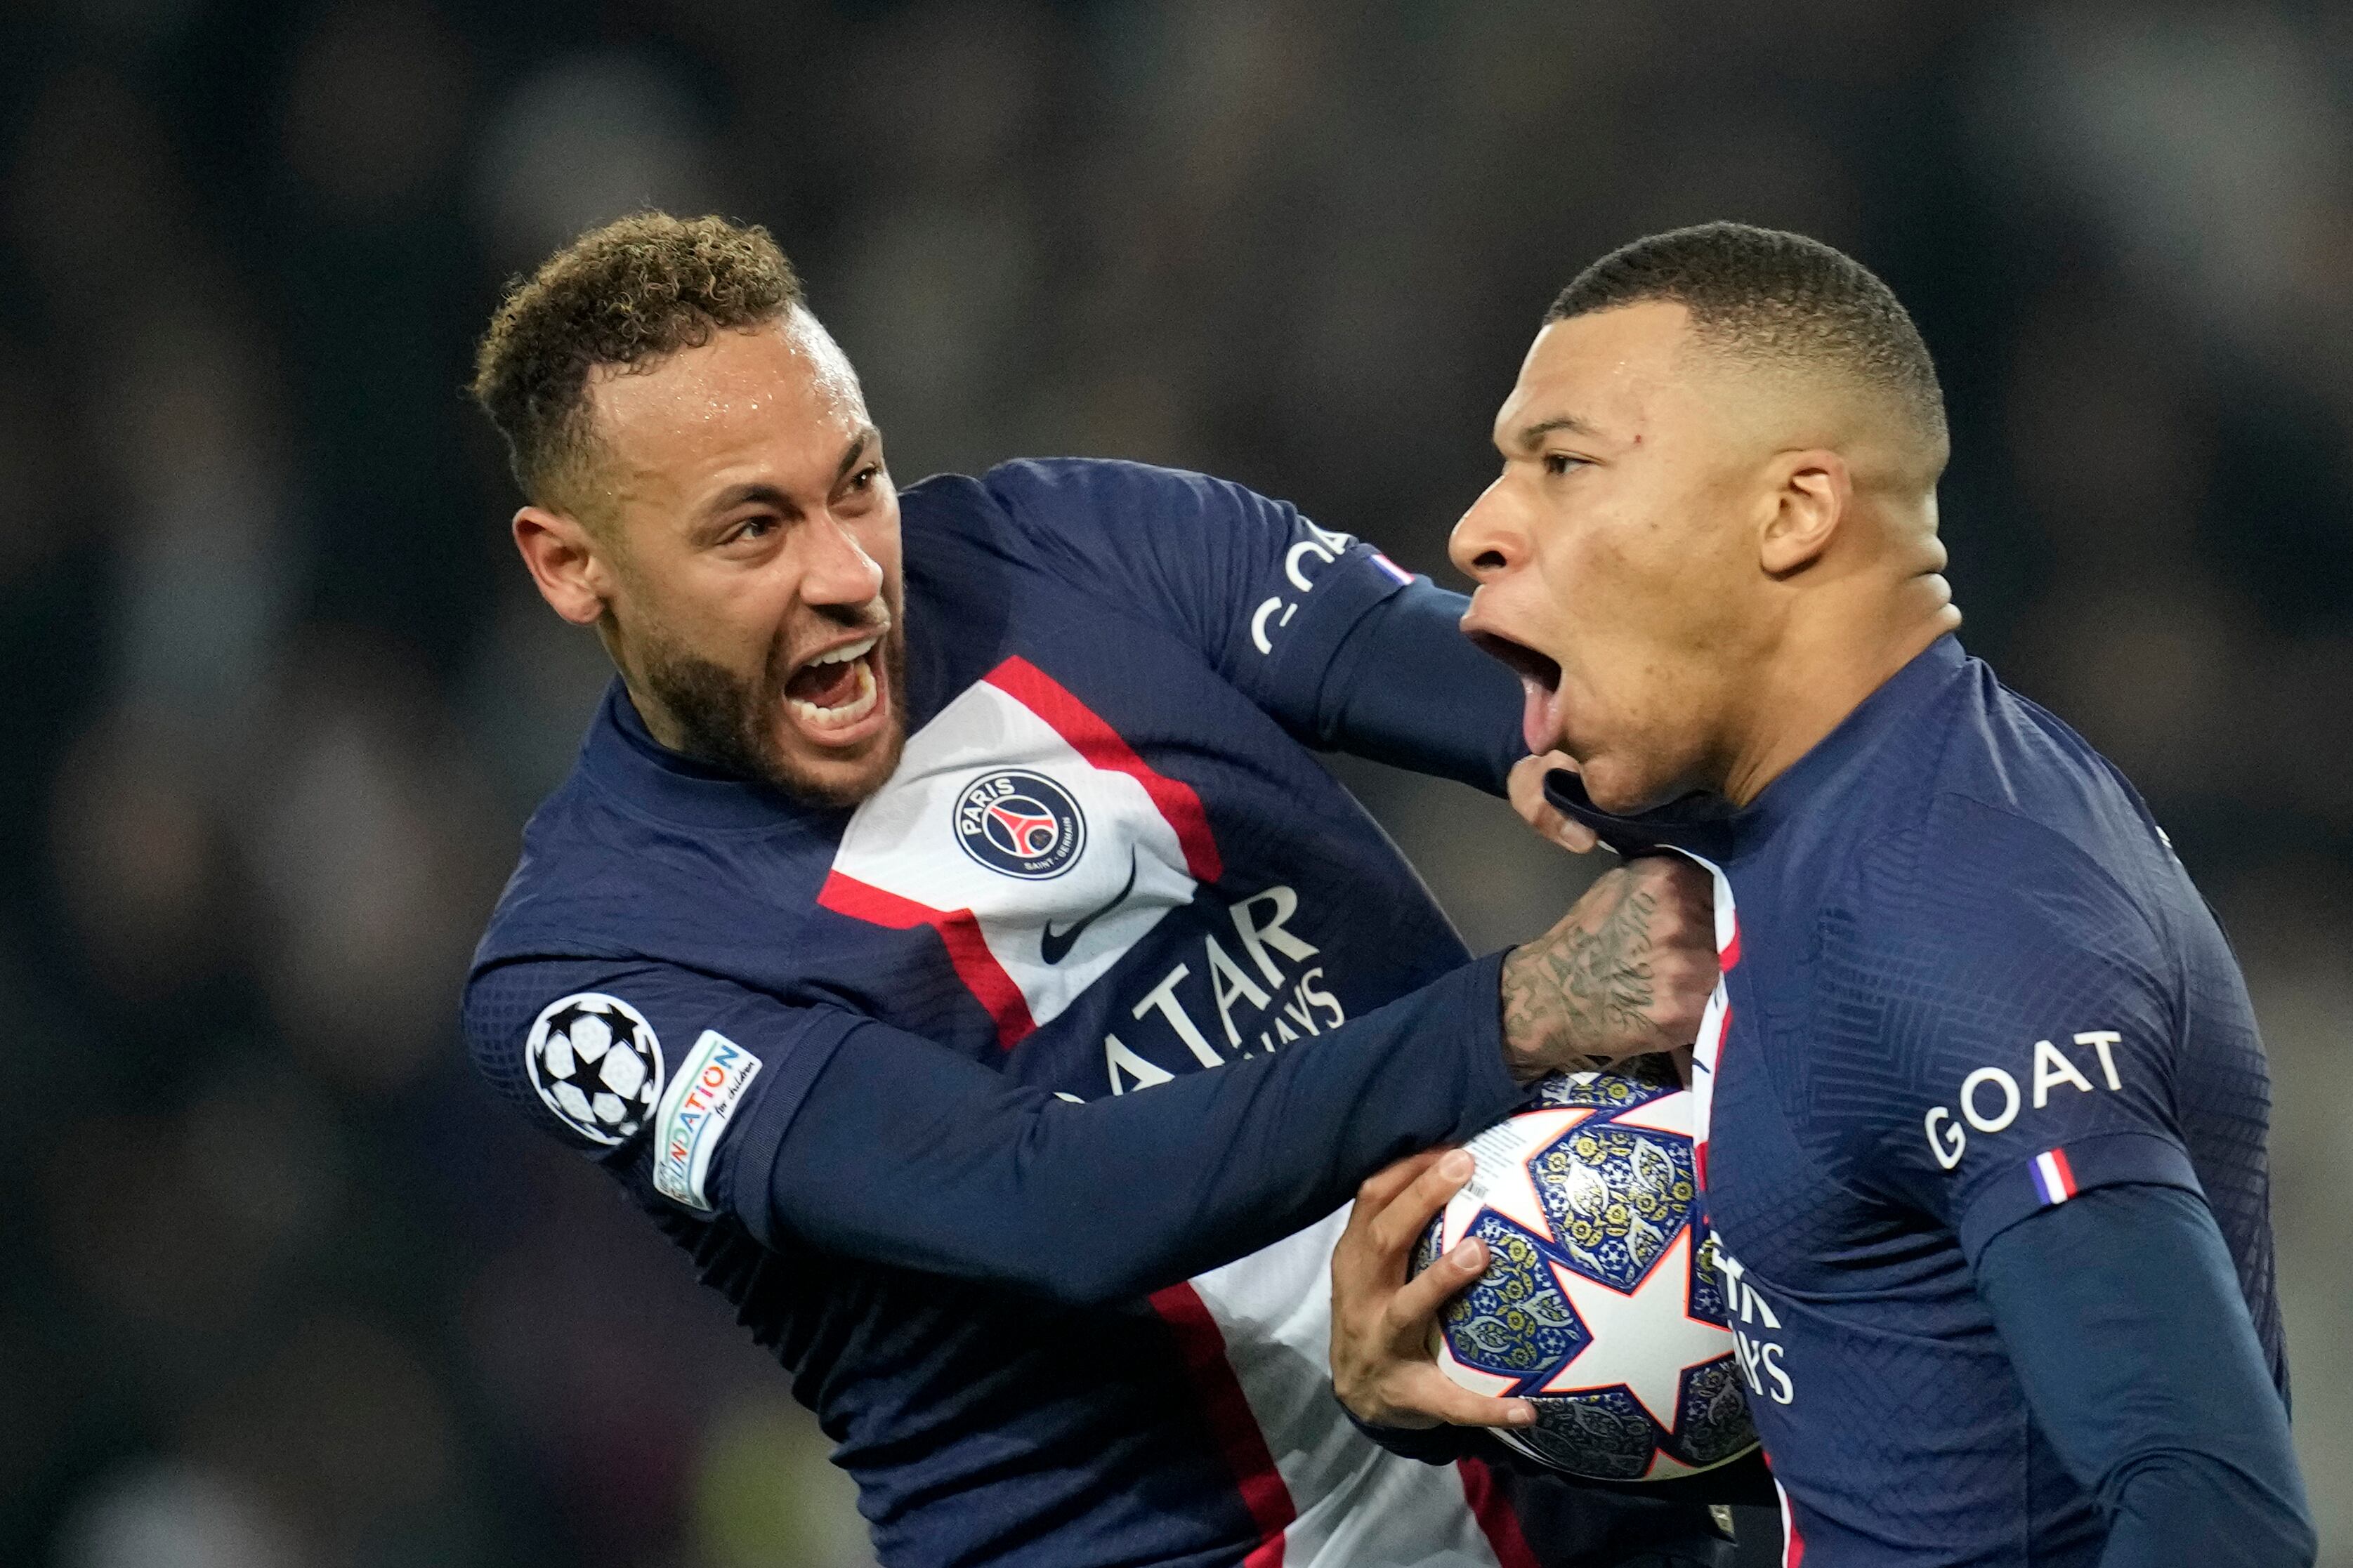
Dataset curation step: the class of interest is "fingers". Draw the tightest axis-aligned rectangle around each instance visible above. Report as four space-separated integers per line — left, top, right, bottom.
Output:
1508 752 1599 853
1384 1364 1538 1430
1363 1147 1476 1260
1385 1233 1490 1330
1348 1149 1448 1229
1337 1149 1453 1297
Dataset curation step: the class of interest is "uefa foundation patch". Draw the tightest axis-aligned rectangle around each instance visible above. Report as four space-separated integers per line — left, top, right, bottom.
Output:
653 1029 764 1212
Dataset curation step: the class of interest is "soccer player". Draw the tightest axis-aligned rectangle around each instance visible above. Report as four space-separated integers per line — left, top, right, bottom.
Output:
1329 225 2315 1567
461 213 1738 1567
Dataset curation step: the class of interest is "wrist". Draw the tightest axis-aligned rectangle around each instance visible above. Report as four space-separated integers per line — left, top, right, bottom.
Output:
1500 943 1599 1081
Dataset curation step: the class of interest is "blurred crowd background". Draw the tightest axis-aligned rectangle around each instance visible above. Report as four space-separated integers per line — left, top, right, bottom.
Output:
1 1 2347 1564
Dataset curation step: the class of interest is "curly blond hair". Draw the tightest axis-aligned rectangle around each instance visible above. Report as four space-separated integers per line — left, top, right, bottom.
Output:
471 211 804 509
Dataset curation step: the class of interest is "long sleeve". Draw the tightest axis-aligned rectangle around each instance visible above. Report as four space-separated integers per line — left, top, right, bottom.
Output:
466 951 1530 1306
1974 1184 2314 1567
1308 576 1526 793
979 458 1523 793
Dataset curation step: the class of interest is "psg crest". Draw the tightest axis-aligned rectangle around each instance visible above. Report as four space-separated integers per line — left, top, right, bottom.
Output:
525 993 665 1147
1414 1065 1758 1482
954 769 1087 879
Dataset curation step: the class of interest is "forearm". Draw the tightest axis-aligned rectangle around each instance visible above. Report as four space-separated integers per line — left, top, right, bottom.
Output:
1974 1185 2313 1568
1312 578 1524 794
746 954 1526 1304
2097 1451 2316 1568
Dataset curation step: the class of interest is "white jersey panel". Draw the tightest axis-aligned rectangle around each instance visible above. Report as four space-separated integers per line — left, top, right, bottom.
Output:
832 678 1199 1029
1189 1208 1506 1568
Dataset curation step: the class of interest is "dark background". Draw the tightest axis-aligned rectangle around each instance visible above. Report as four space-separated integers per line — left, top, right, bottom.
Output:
1 2 2346 1565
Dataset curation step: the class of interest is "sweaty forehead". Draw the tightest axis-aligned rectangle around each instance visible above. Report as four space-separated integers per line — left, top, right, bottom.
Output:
590 312 867 487
1493 301 1693 451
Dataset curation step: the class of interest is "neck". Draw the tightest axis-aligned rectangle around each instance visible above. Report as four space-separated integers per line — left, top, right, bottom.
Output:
1716 569 1959 807
620 679 690 755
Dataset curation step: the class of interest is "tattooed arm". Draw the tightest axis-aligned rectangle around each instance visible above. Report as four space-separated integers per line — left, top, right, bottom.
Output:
1328 855 1719 1436
1497 855 1716 1081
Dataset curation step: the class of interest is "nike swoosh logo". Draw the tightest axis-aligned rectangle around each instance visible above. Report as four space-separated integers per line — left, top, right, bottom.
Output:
1040 849 1139 966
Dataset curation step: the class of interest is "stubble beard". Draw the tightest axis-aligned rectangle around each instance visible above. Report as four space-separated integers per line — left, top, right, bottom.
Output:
634 614 909 808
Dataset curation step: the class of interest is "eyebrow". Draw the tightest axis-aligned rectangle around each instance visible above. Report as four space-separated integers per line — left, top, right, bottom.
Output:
1507 414 1600 451
700 427 878 518
834 425 876 483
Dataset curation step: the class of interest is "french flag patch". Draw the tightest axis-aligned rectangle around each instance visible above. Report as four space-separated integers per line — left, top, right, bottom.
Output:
2031 1147 2079 1206
1370 552 1413 584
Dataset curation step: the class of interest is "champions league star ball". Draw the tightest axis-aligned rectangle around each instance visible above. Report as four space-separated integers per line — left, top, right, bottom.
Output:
1413 1066 1757 1482
525 993 665 1147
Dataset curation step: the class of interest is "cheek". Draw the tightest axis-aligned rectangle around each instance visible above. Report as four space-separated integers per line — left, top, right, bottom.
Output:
640 566 797 668
853 502 904 590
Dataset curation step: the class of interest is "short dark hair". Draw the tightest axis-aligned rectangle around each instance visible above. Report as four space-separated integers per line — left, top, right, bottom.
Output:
471 211 805 508
1547 222 1946 445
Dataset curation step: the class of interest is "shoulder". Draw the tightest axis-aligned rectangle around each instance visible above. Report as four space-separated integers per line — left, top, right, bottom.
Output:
1828 661 2179 977
898 456 1217 524
1812 793 2172 1097
1843 793 2163 963
464 956 677 1157
972 458 1304 546
471 765 829 979
978 456 1240 509
899 459 1280 584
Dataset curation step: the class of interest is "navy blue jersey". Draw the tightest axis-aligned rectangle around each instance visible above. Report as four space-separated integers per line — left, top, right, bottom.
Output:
466 460 1727 1568
1544 636 2288 1567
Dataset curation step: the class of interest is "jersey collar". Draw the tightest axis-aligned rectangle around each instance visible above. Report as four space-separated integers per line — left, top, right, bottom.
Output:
579 678 858 834
1540 633 1969 859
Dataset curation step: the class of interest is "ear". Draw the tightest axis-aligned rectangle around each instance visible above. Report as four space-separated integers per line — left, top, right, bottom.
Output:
513 506 612 626
1758 447 1849 577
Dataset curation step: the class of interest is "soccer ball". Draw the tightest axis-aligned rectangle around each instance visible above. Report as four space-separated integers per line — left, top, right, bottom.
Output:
1413 1065 1757 1481
527 993 664 1146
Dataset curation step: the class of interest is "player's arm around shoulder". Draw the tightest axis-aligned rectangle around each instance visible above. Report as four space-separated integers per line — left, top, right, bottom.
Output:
462 876 1717 1312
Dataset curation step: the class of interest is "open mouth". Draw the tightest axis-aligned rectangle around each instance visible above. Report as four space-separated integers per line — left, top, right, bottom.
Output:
1467 628 1566 756
782 631 885 739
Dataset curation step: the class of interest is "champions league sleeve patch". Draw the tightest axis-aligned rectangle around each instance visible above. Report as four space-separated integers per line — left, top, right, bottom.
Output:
525 993 665 1147
652 1029 764 1213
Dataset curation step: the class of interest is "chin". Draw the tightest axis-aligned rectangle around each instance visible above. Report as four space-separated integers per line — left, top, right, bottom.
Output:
1574 753 1673 818
768 721 906 808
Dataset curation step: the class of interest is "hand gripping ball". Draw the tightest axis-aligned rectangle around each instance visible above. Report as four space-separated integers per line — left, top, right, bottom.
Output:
1413 1065 1758 1481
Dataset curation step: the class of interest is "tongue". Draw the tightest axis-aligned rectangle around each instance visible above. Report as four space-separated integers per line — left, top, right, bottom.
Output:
1520 675 1559 756
787 657 860 709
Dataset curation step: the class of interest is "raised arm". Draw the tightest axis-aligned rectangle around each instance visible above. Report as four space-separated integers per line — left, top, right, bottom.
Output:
982 459 1525 793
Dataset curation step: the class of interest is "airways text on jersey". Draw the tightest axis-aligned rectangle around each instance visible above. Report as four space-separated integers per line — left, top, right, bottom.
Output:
1711 1238 1794 1408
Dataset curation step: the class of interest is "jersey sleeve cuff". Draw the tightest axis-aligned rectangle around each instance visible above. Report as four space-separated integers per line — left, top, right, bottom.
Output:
712 1008 866 1248
1955 1128 2207 1265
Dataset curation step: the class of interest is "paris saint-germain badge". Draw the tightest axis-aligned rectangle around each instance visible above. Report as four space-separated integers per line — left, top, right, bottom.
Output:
955 769 1087 879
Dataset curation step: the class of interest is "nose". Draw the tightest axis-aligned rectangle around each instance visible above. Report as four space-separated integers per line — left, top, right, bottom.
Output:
1448 475 1525 584
800 511 885 608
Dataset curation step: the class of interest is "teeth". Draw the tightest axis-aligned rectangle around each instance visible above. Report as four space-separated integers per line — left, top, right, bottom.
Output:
789 657 879 728
809 635 878 667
